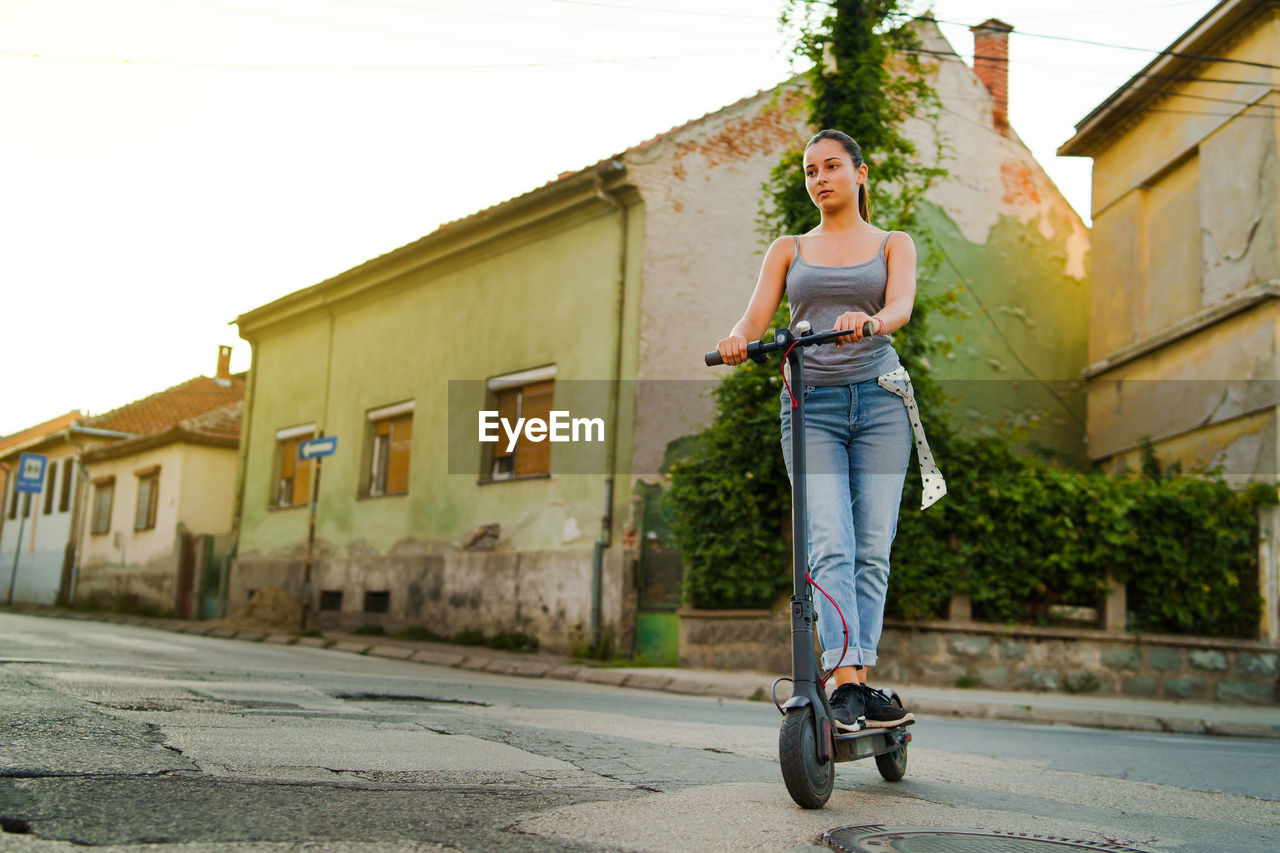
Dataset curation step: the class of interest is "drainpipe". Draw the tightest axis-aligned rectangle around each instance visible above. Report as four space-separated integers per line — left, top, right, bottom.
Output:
64 431 91 607
590 161 628 647
221 338 258 619
0 461 10 570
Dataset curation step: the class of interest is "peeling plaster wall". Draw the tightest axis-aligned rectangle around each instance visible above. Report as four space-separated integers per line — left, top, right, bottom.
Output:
625 19 1090 476
1082 11 1280 476
907 26 1089 278
228 546 637 654
1088 301 1280 479
622 84 811 478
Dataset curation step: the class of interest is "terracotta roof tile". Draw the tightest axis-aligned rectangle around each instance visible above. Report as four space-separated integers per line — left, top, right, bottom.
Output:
0 411 82 454
86 375 246 437
180 401 243 441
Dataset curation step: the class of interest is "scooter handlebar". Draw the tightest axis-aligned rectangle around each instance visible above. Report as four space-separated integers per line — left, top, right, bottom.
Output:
704 321 876 367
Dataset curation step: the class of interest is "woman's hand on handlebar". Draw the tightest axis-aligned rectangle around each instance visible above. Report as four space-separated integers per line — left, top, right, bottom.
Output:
716 334 750 366
833 311 875 348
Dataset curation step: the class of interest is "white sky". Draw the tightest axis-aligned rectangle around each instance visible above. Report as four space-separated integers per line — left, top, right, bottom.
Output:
0 0 1223 437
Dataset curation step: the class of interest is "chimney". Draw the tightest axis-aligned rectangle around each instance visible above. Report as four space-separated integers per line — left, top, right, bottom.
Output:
971 18 1013 135
216 346 232 386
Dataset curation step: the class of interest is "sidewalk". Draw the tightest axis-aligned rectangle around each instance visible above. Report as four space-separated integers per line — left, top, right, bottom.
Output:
7 604 1279 739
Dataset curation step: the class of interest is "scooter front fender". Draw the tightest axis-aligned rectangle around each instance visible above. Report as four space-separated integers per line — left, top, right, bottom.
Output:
780 695 811 711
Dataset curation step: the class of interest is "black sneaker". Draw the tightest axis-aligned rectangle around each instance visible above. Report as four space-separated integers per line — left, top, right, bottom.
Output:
857 684 914 728
827 683 866 732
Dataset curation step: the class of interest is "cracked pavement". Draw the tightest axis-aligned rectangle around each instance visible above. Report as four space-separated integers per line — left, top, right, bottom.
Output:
1 611 1279 852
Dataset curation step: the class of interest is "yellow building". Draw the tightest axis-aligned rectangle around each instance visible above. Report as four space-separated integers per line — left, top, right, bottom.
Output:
1060 0 1280 483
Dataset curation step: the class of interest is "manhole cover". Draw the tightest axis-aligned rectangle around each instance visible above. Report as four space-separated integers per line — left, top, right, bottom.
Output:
823 826 1152 853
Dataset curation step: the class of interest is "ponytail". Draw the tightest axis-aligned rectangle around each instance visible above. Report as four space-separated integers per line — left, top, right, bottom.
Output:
858 184 871 223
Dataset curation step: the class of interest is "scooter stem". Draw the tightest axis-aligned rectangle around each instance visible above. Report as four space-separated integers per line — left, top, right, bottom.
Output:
783 328 833 764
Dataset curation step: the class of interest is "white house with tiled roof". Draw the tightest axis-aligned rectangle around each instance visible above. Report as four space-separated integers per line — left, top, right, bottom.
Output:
0 348 245 608
72 349 245 617
0 412 130 605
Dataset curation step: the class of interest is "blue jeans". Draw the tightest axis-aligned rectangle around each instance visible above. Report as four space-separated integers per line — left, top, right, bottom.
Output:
780 379 913 671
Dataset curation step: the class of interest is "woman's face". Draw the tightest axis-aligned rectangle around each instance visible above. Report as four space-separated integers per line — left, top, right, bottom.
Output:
803 138 866 213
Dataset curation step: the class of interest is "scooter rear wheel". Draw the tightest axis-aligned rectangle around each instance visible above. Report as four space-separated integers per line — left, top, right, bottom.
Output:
779 706 834 808
874 694 909 782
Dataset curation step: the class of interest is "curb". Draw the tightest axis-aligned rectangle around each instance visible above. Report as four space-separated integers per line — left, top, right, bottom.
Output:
4 605 1278 739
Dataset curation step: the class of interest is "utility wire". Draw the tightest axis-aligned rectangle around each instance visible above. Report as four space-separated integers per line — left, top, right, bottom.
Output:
1002 0 1213 18
908 47 1280 116
537 0 776 19
900 13 1280 72
0 46 764 72
299 0 777 37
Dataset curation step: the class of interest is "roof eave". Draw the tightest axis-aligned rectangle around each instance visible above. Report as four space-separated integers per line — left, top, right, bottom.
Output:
1059 0 1279 157
233 160 628 337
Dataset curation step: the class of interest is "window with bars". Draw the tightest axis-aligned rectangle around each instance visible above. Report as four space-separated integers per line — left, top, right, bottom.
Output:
272 425 315 508
363 402 413 497
134 467 159 531
91 478 114 535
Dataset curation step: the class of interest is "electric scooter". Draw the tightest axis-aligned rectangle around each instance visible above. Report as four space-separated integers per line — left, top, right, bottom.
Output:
705 320 913 809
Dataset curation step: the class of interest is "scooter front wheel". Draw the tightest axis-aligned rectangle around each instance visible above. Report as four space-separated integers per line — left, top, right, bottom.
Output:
779 706 834 808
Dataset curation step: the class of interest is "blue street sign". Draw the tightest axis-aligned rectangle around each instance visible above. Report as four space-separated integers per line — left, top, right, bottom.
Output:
15 453 46 494
298 436 338 460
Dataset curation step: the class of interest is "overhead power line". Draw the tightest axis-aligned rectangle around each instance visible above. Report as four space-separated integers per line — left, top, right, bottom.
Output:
304 0 776 38
538 0 776 19
898 13 1280 73
0 46 762 72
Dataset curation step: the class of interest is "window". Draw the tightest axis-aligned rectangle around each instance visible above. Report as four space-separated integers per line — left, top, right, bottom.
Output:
319 590 343 611
91 477 114 535
7 477 16 520
485 367 555 481
272 424 315 508
364 402 413 497
134 467 159 531
43 463 56 515
21 493 30 519
59 458 74 513
363 590 390 613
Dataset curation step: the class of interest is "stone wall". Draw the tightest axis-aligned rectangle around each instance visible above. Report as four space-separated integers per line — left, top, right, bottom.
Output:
230 545 638 655
679 608 1279 706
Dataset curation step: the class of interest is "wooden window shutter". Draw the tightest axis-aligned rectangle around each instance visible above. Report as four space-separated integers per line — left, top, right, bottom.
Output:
385 414 413 494
515 380 554 477
493 388 519 465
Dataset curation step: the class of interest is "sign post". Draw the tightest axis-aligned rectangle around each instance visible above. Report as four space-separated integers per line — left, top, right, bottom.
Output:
7 453 47 606
297 435 337 630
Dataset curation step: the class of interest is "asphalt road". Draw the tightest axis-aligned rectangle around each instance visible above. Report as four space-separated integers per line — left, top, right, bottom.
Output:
1 611 1277 852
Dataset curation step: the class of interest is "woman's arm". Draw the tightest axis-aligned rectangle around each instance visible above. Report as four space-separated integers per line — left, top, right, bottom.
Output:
717 236 792 365
875 230 917 334
833 230 917 345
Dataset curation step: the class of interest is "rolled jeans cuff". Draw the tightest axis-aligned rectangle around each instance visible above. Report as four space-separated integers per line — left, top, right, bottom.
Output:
822 647 877 671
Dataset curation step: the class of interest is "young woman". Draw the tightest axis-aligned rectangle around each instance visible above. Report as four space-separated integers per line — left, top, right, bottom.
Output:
715 129 944 731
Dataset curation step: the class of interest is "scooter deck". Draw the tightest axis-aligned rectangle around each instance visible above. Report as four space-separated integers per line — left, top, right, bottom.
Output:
832 720 913 763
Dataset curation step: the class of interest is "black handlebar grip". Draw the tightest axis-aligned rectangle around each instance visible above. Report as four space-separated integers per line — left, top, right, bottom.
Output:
705 350 724 366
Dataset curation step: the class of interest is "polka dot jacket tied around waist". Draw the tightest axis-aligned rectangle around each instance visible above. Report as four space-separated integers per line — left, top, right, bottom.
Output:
877 366 947 510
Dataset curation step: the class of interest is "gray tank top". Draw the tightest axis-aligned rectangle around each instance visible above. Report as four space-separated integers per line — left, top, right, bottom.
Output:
785 232 903 385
